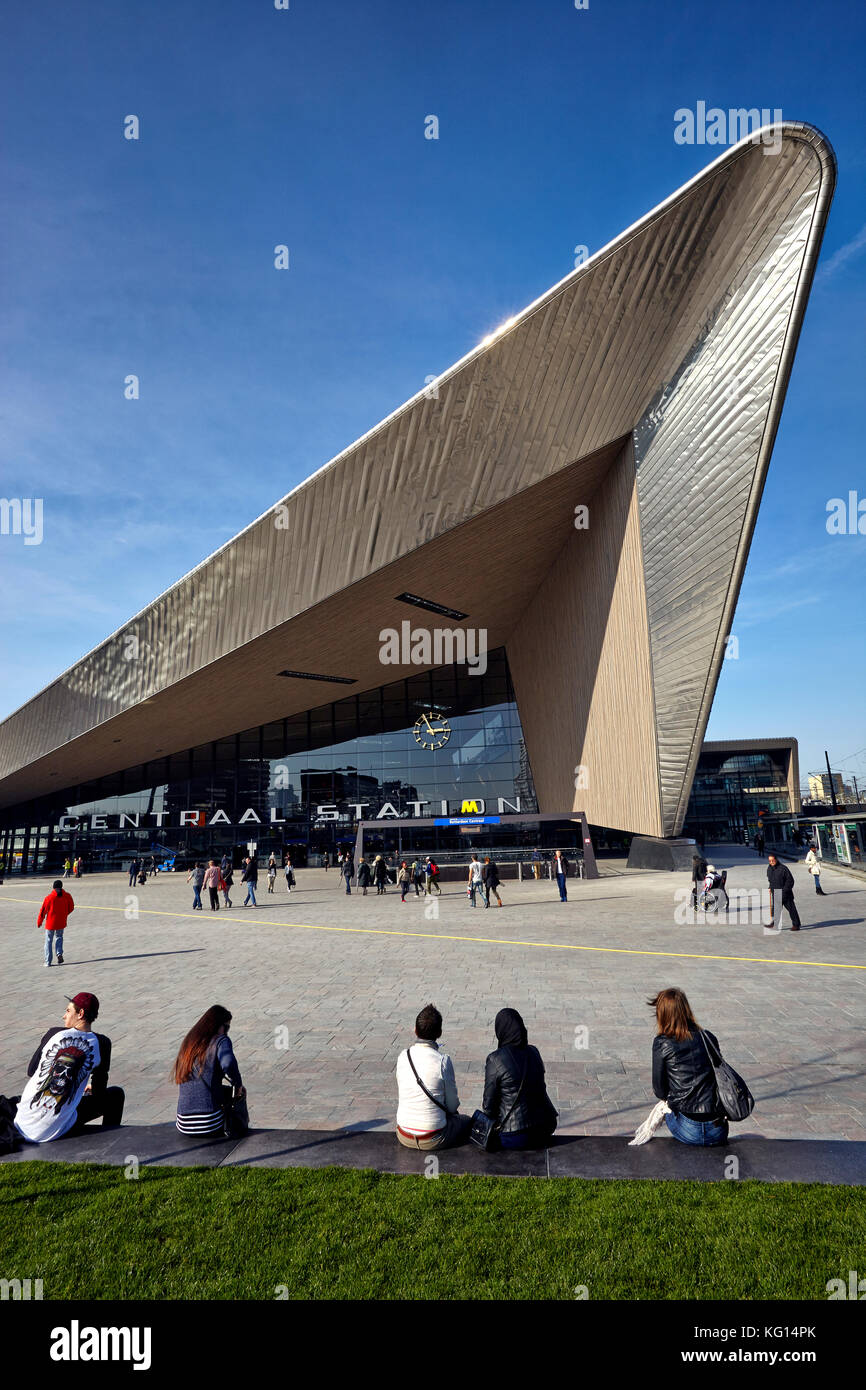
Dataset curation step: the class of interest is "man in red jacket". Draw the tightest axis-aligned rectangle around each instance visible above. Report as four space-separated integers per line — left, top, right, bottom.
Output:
38 880 74 966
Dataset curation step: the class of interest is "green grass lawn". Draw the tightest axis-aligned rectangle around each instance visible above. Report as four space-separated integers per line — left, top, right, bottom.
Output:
1 1162 863 1300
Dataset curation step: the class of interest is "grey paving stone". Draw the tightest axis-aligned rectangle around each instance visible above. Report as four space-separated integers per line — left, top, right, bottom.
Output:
1 849 863 1142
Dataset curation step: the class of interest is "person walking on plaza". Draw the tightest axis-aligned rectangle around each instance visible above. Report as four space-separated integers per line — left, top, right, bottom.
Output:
63 857 72 879
357 855 371 895
267 860 277 894
766 853 801 930
552 849 568 902
397 860 411 901
241 856 258 907
467 854 483 907
425 850 439 895
480 1008 557 1150
38 880 74 967
804 843 826 895
73 856 83 878
374 854 388 895
284 856 296 893
531 848 541 881
395 1004 469 1150
14 991 124 1142
410 859 423 896
646 987 730 1146
691 850 708 908
187 861 205 910
173 1004 246 1137
203 860 221 912
128 856 139 888
220 862 233 909
342 852 354 895
483 856 503 908
322 851 330 872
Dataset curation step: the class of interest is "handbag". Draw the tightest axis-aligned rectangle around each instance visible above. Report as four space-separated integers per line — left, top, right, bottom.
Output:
222 1087 250 1138
699 1029 755 1122
470 1048 529 1152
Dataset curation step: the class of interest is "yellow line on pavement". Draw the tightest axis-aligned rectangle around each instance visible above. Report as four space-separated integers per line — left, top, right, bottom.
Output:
2 895 864 971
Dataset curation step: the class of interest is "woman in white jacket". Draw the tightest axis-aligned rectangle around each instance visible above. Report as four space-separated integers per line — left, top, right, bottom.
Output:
804 844 826 896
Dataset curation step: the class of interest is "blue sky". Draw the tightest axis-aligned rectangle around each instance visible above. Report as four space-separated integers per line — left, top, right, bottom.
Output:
1 0 864 794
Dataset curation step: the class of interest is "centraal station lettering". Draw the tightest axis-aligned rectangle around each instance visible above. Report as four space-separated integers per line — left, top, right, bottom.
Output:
57 797 523 832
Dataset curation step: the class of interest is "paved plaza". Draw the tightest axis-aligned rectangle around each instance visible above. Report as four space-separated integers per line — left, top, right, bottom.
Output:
1 847 863 1141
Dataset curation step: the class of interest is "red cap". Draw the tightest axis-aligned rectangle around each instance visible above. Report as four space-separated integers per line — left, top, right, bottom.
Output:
66 992 99 1021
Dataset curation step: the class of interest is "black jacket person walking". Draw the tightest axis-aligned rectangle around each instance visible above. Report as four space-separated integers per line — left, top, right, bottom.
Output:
767 854 801 930
691 852 708 907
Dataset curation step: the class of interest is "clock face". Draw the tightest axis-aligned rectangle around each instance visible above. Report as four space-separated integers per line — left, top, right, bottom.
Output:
413 710 452 751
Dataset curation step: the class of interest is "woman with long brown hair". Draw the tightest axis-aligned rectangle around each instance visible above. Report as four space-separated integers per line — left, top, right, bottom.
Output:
648 988 728 1146
173 1005 245 1136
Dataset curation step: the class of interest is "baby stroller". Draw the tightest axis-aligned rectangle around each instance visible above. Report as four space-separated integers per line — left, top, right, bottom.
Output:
698 865 728 913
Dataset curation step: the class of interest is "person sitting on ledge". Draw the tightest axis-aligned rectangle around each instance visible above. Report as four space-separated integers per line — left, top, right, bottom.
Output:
173 1004 245 1137
649 987 728 1146
481 1007 558 1150
395 1004 469 1150
14 991 124 1143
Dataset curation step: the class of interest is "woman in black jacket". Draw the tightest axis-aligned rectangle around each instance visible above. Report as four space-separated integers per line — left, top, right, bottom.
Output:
481 1008 557 1149
482 856 502 908
649 988 728 1146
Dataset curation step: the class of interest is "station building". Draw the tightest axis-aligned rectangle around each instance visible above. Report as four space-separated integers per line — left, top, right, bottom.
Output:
0 125 836 874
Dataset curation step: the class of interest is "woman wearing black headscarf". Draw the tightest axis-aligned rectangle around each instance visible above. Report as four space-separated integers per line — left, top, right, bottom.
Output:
481 1008 558 1150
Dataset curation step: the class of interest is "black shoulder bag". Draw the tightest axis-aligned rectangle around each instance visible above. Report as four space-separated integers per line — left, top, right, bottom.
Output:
699 1030 755 1122
470 1047 529 1152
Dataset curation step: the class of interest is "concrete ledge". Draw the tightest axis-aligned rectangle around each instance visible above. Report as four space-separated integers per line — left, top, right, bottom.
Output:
1 1124 863 1185
626 837 697 871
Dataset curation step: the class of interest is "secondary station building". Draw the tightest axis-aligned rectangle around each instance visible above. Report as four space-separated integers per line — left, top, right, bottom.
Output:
0 124 836 874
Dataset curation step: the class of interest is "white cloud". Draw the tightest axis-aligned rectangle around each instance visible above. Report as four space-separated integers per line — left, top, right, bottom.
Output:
817 223 866 281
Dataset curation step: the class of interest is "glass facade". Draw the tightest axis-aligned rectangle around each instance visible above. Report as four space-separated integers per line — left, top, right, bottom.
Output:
0 648 541 873
683 748 793 844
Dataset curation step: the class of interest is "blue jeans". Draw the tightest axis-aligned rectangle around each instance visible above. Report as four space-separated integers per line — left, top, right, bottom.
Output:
500 1125 555 1150
44 929 64 964
244 883 257 905
556 873 567 901
192 885 202 909
665 1112 729 1146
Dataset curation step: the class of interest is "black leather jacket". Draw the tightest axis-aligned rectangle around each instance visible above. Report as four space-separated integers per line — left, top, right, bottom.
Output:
652 1029 722 1120
482 1043 558 1134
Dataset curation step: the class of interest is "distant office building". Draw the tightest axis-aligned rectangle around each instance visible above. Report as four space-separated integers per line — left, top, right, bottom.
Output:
807 772 846 804
684 739 800 844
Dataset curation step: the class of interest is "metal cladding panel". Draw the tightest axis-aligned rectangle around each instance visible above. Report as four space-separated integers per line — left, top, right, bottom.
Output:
633 128 834 835
0 125 835 830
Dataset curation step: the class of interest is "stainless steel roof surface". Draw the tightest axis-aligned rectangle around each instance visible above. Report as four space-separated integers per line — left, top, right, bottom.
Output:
0 124 836 834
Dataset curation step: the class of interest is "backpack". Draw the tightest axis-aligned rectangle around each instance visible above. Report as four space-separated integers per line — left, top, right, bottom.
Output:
0 1096 22 1155
430 862 439 876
